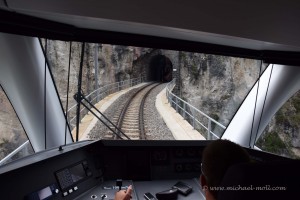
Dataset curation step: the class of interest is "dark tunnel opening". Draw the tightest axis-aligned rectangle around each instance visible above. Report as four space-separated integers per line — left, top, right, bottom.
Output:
149 55 173 82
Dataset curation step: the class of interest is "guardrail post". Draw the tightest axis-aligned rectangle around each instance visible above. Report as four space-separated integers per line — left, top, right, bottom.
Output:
67 111 71 129
166 89 169 103
183 103 186 119
175 97 178 112
192 110 195 129
94 44 99 102
208 119 212 140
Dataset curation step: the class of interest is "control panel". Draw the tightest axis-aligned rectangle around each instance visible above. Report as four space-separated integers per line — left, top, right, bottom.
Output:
0 140 288 200
26 183 60 200
55 160 93 198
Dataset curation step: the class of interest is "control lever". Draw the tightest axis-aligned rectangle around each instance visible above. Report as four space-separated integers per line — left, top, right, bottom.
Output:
155 188 178 200
116 179 122 190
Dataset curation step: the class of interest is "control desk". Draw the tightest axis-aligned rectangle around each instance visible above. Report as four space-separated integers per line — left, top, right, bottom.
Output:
0 140 287 200
75 179 204 200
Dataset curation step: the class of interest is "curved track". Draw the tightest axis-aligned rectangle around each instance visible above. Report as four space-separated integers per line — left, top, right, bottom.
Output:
103 83 161 140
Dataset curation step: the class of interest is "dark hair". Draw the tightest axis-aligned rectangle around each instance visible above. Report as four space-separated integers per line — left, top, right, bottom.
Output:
201 139 251 198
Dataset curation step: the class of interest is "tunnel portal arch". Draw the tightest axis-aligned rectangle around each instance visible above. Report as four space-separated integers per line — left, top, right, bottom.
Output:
148 55 173 82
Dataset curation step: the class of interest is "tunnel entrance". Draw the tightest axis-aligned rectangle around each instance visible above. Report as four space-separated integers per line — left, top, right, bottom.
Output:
149 55 173 82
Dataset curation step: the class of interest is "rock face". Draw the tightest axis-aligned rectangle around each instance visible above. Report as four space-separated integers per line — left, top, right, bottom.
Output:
179 53 260 127
257 91 300 158
45 41 149 111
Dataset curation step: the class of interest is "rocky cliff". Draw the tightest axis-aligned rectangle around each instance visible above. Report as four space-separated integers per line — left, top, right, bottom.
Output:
45 41 150 110
179 53 261 127
257 91 300 158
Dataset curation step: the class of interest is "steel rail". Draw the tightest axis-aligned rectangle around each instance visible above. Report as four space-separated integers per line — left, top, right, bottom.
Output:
114 83 154 139
139 83 161 139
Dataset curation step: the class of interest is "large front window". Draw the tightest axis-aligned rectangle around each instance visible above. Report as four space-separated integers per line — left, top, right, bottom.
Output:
2 35 299 166
44 40 261 141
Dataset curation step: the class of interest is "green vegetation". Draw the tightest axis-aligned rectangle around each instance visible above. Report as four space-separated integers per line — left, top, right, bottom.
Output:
210 113 224 138
190 64 199 81
208 55 226 78
220 93 231 101
257 131 286 154
289 94 300 126
291 94 300 111
179 52 186 61
275 110 287 125
257 91 300 159
291 113 300 126
210 113 219 123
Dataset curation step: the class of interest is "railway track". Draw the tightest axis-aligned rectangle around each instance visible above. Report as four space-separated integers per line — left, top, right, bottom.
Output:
103 82 161 140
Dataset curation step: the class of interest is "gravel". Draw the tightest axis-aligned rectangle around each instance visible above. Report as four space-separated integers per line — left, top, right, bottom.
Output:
144 83 174 140
88 83 174 140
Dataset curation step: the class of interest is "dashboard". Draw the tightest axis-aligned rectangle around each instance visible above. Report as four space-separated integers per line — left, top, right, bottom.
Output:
0 140 289 200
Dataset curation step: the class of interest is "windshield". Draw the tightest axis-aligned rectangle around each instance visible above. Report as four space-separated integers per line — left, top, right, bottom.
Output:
2 36 299 167
42 40 261 141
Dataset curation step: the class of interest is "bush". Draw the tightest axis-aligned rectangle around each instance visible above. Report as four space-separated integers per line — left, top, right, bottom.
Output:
258 131 286 154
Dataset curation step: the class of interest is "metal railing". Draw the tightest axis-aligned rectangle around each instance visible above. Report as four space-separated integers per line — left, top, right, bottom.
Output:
0 140 31 166
166 79 226 139
0 78 144 165
67 77 145 129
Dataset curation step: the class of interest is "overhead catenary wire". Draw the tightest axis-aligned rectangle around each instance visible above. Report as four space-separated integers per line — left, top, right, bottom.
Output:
80 100 126 140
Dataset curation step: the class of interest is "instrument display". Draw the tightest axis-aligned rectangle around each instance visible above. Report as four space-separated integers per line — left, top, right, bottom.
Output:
55 162 87 190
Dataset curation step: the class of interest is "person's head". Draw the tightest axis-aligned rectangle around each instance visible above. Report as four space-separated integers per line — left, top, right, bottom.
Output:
200 139 251 199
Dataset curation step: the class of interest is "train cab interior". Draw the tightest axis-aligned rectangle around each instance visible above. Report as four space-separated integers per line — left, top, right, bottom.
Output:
1 1 300 200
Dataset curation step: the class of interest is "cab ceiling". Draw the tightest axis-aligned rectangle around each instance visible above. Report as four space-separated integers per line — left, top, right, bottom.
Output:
1 0 300 64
